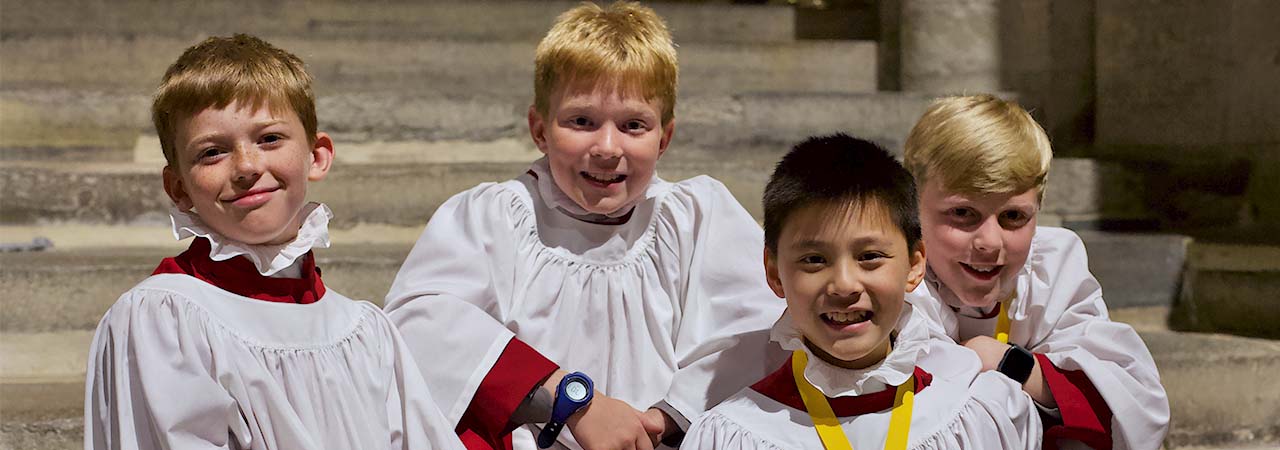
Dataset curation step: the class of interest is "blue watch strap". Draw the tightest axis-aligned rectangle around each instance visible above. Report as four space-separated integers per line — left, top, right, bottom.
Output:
536 372 594 448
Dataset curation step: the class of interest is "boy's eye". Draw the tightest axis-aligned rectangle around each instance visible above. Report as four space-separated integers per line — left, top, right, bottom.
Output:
260 133 284 145
570 117 592 127
1000 210 1031 227
858 252 888 262
798 254 827 266
624 120 647 132
196 147 226 161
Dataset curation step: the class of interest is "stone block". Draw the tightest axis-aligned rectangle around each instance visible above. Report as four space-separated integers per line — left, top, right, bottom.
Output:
1171 241 1280 339
0 35 876 97
1096 0 1280 147
1077 231 1189 308
1042 158 1153 226
0 0 794 44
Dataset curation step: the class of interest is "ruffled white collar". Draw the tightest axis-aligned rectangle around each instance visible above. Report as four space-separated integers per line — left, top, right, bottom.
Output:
529 157 658 222
770 303 931 397
169 202 333 277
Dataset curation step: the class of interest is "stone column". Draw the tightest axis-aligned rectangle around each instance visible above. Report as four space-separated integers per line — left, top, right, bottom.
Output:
899 0 1001 93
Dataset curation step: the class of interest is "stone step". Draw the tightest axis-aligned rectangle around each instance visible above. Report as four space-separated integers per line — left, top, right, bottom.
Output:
2 309 1276 449
0 34 875 97
0 0 796 44
0 90 925 160
1 153 1152 228
1077 231 1190 309
1170 234 1280 340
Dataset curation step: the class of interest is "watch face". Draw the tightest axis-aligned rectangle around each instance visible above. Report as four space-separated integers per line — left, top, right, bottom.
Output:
565 380 589 401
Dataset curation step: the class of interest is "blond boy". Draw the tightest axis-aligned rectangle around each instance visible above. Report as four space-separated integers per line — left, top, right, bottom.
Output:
903 94 1170 450
385 3 786 449
85 34 462 450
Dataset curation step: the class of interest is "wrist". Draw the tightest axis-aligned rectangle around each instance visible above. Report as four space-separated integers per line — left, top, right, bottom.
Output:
997 344 1035 384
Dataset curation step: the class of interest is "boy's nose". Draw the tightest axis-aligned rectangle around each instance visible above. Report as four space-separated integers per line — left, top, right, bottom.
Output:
971 217 1004 253
232 147 263 183
589 127 624 159
827 263 864 298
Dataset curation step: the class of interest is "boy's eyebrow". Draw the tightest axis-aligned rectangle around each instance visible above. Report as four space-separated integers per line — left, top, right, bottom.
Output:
788 234 892 251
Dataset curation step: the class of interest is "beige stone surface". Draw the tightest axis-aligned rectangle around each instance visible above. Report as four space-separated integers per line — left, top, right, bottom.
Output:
1096 0 1280 147
900 0 1000 93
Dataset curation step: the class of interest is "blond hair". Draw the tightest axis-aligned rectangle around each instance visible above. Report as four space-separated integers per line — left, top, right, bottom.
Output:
533 1 678 124
903 94 1052 200
152 34 316 167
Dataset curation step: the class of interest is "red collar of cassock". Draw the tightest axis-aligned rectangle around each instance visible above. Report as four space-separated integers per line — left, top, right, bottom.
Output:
152 237 326 304
750 355 933 416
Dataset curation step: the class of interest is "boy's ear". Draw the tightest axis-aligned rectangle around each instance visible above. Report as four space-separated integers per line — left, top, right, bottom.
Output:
528 105 549 154
308 132 335 182
162 165 193 211
657 119 675 157
905 240 927 292
763 247 786 299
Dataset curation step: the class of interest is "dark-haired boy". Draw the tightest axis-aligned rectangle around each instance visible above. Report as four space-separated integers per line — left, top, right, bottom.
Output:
683 134 1041 449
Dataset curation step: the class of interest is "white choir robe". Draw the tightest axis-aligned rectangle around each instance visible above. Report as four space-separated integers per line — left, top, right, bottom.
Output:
683 304 1043 450
906 226 1170 450
84 251 464 450
384 163 788 449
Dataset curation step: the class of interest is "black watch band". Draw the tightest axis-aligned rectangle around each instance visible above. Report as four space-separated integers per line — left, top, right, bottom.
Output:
997 344 1035 384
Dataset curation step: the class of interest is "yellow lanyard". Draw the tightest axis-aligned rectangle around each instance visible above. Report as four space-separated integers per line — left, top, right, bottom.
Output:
994 300 1011 344
792 350 915 450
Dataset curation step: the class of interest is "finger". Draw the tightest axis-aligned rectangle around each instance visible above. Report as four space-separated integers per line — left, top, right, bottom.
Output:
639 410 665 435
637 434 655 450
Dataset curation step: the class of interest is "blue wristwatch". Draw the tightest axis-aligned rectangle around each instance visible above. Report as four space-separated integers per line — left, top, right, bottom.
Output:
536 372 594 449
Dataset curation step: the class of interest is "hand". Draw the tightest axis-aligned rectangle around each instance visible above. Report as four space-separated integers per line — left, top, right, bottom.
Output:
641 408 675 447
566 394 660 450
961 335 1010 372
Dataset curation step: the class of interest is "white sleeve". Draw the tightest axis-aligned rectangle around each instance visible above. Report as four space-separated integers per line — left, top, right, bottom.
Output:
383 186 520 426
377 309 467 450
682 410 785 450
84 292 241 450
947 372 1044 450
656 178 789 429
1026 228 1170 450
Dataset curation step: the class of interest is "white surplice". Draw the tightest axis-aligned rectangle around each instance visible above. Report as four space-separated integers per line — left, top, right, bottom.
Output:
84 205 464 450
906 226 1170 450
682 304 1043 450
384 160 788 449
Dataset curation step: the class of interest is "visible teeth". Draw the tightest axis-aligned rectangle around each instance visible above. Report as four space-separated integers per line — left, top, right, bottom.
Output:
583 172 625 183
965 263 997 273
824 311 869 324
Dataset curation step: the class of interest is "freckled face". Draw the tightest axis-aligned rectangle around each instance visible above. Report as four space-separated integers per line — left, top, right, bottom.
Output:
528 85 674 215
163 101 333 245
765 200 926 369
918 178 1038 308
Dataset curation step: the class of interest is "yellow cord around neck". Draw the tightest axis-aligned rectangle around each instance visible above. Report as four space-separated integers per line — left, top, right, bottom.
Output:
791 349 915 450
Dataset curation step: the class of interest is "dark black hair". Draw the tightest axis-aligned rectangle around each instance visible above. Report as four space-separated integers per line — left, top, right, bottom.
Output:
763 133 921 253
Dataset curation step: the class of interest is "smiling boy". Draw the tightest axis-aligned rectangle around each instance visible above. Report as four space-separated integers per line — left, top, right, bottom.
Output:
682 134 1041 450
903 94 1169 450
385 3 785 450
85 34 463 450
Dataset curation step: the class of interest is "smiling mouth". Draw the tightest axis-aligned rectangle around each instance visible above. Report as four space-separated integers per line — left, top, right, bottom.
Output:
822 310 873 327
959 262 1002 280
580 171 626 185
224 187 279 204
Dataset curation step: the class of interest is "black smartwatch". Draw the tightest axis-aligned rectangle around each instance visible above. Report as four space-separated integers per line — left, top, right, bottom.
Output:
997 344 1035 384
537 372 594 448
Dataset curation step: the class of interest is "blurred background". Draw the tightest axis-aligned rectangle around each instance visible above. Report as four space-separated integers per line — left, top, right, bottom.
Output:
1 0 1276 448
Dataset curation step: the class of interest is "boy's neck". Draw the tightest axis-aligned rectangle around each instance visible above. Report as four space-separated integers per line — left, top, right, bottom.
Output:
802 333 895 371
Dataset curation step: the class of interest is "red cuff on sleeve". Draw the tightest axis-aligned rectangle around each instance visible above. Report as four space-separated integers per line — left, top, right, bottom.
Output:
455 338 559 450
1036 353 1114 450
